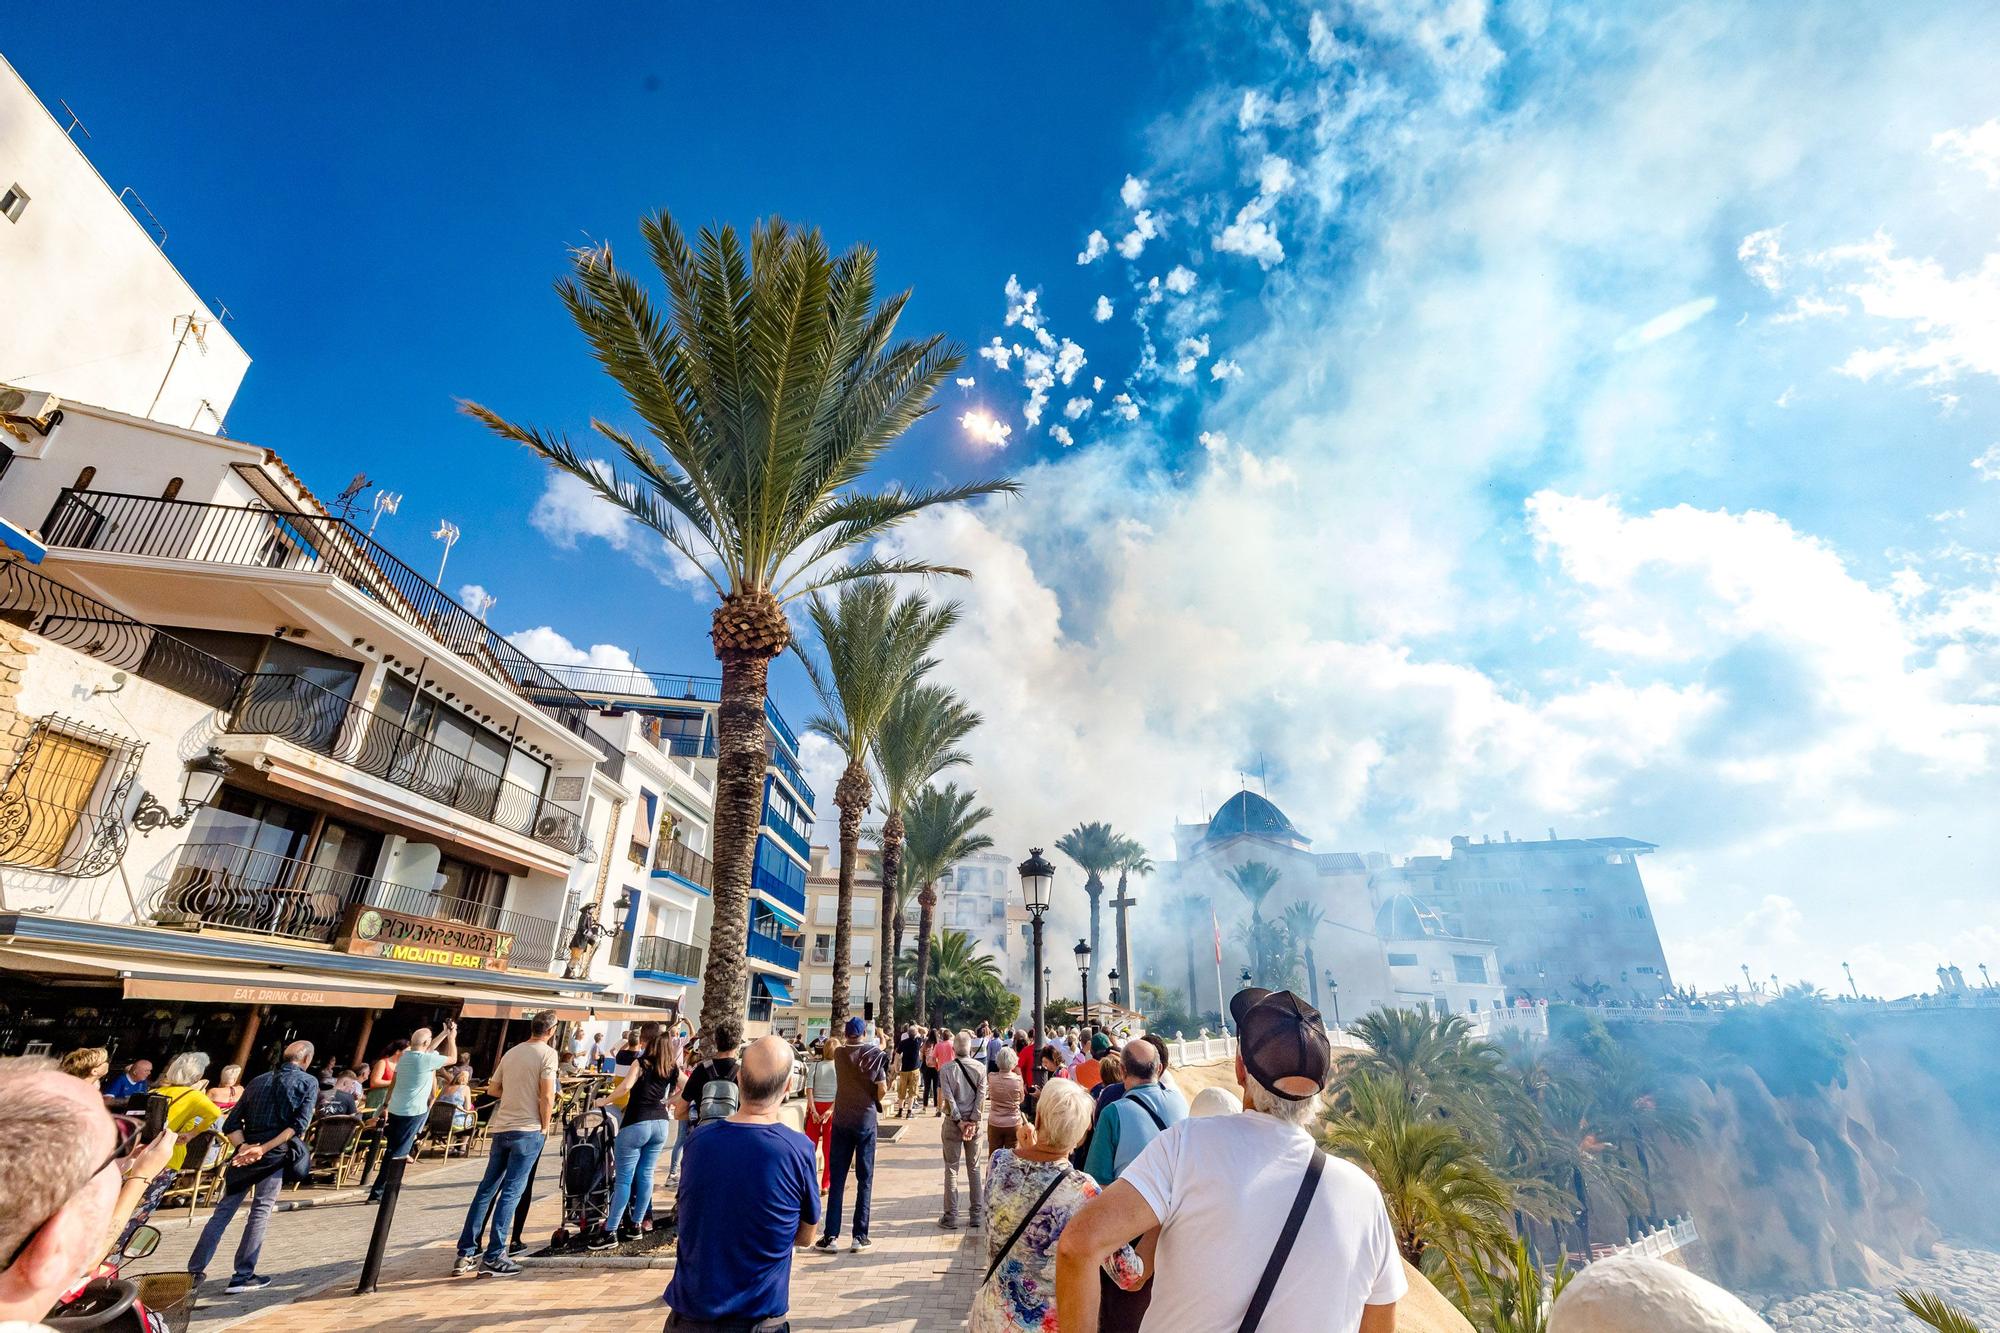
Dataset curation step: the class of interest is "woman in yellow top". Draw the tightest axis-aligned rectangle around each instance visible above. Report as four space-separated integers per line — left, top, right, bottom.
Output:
150 1050 227 1169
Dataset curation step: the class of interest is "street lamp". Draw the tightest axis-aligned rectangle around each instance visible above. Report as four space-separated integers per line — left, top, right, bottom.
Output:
1074 938 1092 1024
863 960 874 1024
1108 967 1122 1009
1842 961 1859 1000
1324 970 1341 1027
132 747 231 833
1018 847 1056 1056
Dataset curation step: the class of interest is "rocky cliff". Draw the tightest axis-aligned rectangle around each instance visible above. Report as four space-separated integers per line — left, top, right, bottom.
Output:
1609 1008 2000 1294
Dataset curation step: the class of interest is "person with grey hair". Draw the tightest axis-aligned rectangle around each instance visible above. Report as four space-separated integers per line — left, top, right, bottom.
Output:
1057 989 1404 1333
938 1029 989 1230
1082 1036 1186 1187
150 1050 226 1172
664 1035 819 1328
187 1040 319 1294
368 1021 456 1204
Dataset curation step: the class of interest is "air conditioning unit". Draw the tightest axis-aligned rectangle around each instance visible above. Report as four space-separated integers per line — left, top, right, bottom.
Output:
536 815 568 840
0 386 64 457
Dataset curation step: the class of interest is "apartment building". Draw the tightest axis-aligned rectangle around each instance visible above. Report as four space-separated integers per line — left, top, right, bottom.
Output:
791 845 882 1041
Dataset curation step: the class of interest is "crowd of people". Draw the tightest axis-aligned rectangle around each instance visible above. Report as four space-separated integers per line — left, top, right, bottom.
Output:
0 985 1407 1333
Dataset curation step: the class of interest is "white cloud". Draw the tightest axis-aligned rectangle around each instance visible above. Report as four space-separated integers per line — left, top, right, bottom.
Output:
1120 175 1149 209
458 583 497 618
1118 209 1160 261
1094 295 1114 322
1109 393 1140 422
1738 228 1788 292
1830 238 2000 385
1003 274 1042 331
1078 230 1109 265
507 626 638 672
1933 118 2000 187
1255 154 1296 197
977 337 1014 372
1051 424 1075 447
955 375 976 389
1174 334 1211 376
1064 397 1093 420
1165 265 1198 295
1211 358 1243 381
959 409 1012 450
1974 443 2000 480
1092 376 1105 393
1615 295 1718 350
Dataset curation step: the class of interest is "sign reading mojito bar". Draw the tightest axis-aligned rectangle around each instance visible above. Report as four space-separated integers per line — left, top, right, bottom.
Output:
336 904 513 972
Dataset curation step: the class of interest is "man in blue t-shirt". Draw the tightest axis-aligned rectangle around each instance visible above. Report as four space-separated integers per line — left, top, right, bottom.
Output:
665 1035 819 1329
366 1021 456 1203
102 1058 153 1100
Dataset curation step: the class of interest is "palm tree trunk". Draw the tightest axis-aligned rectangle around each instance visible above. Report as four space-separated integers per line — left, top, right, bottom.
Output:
1182 917 1200 1028
913 883 938 1026
878 813 903 1029
829 760 867 1030
1086 872 1103 1004
1113 867 1132 1008
696 645 771 1048
1305 944 1320 1008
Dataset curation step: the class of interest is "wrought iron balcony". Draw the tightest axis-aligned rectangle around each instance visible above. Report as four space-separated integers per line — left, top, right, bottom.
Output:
0 558 242 709
41 489 609 744
634 934 704 980
542 663 722 703
223 672 584 853
148 840 561 970
653 838 713 890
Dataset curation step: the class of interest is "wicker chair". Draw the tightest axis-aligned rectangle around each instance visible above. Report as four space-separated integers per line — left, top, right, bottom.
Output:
155 1130 232 1227
414 1099 471 1160
297 1113 365 1190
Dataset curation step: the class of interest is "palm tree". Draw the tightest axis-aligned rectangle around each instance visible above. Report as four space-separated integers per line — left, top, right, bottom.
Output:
1111 838 1153 1003
1324 1071 1515 1305
873 684 979 1027
1469 1234 1573 1333
1280 900 1327 1008
1223 861 1283 983
1055 822 1122 1002
930 927 1003 985
798 580 958 1028
1897 1289 1987 1333
1171 892 1211 1024
902 782 994 1025
465 210 1016 1042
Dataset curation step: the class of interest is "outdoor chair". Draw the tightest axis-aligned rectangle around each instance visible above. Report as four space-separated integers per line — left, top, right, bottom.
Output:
414 1099 470 1160
155 1130 231 1226
297 1113 363 1190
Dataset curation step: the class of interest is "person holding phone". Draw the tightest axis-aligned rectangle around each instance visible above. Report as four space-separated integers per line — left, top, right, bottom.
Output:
149 1052 225 1171
367 1022 456 1204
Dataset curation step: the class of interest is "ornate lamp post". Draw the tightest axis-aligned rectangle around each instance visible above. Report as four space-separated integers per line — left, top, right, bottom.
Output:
1075 938 1092 1025
863 960 874 1024
132 747 231 833
1324 969 1341 1027
1108 968 1122 1009
1842 960 1859 1000
1017 848 1055 1054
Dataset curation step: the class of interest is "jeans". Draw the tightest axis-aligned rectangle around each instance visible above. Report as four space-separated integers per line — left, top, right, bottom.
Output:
940 1120 985 1224
187 1172 282 1282
606 1117 672 1231
366 1112 427 1197
824 1123 876 1240
456 1131 543 1263
668 1116 687 1177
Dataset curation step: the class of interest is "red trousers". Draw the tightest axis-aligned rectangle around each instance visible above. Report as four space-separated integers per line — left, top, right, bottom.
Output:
808 1099 834 1191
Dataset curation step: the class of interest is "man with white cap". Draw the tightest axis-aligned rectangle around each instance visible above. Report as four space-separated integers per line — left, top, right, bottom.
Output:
1056 987 1404 1332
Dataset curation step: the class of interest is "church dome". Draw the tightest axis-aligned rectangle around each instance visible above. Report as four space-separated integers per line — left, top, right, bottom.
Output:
1203 790 1309 848
1375 893 1450 941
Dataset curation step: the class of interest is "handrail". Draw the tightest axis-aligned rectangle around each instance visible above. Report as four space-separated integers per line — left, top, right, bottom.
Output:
765 740 814 808
634 934 704 979
223 671 583 853
0 557 243 709
542 663 722 703
654 838 713 889
41 489 601 737
148 839 561 969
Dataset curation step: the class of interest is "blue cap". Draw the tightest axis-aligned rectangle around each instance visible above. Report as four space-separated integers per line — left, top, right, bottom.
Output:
844 1016 866 1038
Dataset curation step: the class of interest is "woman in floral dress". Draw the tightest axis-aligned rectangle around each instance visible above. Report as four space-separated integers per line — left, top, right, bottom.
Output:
971 1080 1145 1332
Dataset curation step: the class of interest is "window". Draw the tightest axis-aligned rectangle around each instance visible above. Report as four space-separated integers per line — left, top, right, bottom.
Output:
0 717 139 875
1386 952 1420 967
1 185 26 223
1452 954 1489 984
854 896 878 927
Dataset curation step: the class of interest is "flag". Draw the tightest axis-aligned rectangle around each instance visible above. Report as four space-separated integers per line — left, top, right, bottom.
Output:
1212 906 1223 965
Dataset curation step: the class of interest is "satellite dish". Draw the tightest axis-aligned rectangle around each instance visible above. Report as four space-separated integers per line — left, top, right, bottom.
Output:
0 389 23 415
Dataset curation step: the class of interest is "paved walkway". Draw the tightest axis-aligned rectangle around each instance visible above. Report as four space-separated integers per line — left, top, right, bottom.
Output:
160 1116 984 1333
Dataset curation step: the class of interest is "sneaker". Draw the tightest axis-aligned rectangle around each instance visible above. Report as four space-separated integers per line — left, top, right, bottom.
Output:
852 1235 872 1252
187 1272 206 1288
585 1227 616 1252
478 1257 522 1278
617 1222 641 1244
225 1275 273 1294
451 1255 476 1277
812 1234 838 1252
937 1215 959 1230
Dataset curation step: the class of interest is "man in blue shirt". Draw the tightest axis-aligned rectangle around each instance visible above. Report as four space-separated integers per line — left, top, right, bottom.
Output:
367 1021 456 1203
101 1058 153 1100
187 1041 319 1293
1082 1037 1188 1186
664 1035 819 1331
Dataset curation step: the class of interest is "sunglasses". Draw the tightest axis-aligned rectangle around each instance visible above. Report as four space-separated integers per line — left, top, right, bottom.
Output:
2 1115 140 1271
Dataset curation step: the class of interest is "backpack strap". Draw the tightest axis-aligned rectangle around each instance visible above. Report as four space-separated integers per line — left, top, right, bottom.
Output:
1236 1148 1326 1333
1127 1089 1168 1132
983 1166 1072 1284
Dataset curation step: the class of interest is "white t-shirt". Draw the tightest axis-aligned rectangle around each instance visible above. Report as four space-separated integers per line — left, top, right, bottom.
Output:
1121 1111 1407 1332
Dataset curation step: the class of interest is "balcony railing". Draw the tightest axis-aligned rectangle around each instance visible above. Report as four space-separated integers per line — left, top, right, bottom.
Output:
224 672 583 853
41 489 610 744
0 558 243 709
634 934 704 979
765 743 814 808
747 926 802 970
543 663 722 702
752 859 808 915
654 838 713 890
764 811 813 861
764 699 799 753
147 840 561 971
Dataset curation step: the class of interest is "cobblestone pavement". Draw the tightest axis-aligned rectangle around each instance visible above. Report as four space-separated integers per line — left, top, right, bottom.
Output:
155 1116 985 1333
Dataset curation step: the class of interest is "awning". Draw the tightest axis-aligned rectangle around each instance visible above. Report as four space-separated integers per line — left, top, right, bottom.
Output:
758 896 804 931
0 944 401 1010
753 974 794 1005
457 998 674 1022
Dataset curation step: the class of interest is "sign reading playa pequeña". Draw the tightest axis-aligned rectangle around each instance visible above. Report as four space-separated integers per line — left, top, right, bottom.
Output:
336 904 514 972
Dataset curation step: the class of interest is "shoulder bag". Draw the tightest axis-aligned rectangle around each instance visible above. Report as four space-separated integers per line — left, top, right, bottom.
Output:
1236 1148 1328 1333
983 1165 1073 1284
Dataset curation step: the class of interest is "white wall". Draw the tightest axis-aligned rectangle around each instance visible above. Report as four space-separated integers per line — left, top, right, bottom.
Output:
0 56 249 431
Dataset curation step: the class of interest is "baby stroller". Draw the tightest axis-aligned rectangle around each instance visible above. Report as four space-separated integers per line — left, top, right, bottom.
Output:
549 1103 619 1252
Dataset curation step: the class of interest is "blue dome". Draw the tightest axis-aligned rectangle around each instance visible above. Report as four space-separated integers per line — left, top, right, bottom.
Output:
1375 893 1449 941
1203 790 1309 847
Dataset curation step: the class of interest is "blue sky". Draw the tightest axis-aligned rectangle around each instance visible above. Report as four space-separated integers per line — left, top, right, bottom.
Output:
14 3 2000 996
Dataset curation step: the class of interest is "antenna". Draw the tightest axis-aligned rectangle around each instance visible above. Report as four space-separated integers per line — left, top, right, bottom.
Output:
332 473 372 518
432 520 461 583
465 587 497 619
59 100 91 142
1259 751 1268 795
368 490 402 537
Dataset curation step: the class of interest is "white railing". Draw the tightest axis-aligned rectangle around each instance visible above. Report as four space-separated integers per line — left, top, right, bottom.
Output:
1470 1006 1552 1041
1578 1215 1697 1267
1158 1021 1370 1067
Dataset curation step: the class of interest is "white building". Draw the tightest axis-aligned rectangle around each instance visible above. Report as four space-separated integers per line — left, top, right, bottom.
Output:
0 55 249 434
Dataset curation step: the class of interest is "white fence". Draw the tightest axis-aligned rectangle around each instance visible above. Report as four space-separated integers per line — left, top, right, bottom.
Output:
1578 1215 1698 1267
1158 1022 1372 1067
